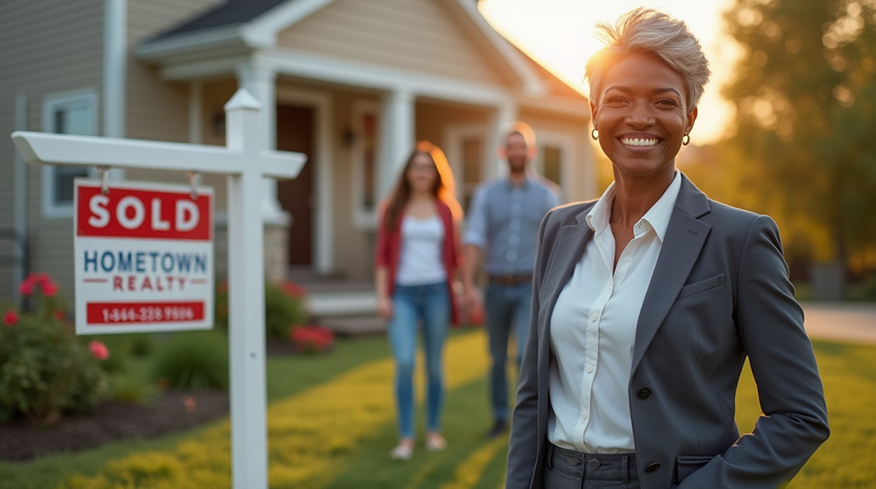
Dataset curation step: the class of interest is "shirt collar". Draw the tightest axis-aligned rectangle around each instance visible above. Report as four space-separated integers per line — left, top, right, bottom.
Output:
586 171 681 243
505 175 530 190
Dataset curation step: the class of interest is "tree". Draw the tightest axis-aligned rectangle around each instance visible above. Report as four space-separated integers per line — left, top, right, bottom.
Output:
723 0 876 271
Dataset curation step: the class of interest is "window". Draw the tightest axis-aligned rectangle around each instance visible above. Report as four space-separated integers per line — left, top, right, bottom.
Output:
542 145 563 187
352 99 380 228
42 89 98 218
444 125 487 214
534 131 575 200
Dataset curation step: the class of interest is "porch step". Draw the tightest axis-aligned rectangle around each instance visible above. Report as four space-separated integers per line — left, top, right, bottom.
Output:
304 287 385 337
319 314 386 338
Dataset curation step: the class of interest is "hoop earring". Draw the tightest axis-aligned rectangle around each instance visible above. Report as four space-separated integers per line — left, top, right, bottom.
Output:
682 134 690 146
591 128 598 140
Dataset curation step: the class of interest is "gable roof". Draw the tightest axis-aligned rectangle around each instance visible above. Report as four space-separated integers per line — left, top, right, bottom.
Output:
140 0 585 101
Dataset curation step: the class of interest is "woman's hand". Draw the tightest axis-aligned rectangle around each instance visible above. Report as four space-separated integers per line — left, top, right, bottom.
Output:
377 296 393 320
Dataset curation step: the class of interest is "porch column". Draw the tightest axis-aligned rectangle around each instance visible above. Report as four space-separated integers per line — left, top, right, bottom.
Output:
379 89 415 200
488 101 518 179
237 62 290 283
236 63 288 226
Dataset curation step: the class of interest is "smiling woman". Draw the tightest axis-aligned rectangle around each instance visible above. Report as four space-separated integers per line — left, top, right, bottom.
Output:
505 8 829 489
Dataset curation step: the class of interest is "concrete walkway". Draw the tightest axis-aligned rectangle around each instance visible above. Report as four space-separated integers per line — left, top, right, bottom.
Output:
802 302 876 344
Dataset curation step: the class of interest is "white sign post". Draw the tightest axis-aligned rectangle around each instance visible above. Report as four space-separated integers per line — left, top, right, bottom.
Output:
74 180 215 334
11 89 305 489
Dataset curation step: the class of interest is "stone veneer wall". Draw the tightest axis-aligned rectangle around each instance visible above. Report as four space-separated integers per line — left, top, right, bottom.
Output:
212 222 289 283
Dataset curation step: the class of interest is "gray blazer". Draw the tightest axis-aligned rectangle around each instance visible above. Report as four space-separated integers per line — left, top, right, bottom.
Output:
506 175 829 489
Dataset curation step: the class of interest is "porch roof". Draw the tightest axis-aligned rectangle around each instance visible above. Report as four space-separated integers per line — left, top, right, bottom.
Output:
138 0 588 105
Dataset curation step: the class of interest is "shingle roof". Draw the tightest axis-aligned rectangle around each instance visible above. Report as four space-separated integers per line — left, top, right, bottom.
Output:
152 0 287 40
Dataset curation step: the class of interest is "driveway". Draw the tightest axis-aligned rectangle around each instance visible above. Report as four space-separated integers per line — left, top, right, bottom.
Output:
802 302 876 345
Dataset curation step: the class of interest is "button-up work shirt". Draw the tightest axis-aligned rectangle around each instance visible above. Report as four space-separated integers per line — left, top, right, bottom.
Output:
463 176 559 276
547 171 681 453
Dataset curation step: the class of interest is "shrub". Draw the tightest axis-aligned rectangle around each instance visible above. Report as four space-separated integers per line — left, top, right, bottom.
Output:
152 332 228 390
0 274 109 425
265 281 308 339
129 334 155 357
214 280 309 340
109 372 159 405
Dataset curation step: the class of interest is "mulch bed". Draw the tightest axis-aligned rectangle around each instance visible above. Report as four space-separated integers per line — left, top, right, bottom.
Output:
0 390 229 462
0 339 306 463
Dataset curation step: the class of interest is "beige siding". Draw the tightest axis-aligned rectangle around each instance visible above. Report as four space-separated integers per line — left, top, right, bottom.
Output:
278 0 508 86
519 109 595 202
331 90 376 281
123 0 224 191
0 0 104 299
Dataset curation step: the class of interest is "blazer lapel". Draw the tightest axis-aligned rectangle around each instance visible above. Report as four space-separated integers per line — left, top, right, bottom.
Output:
539 213 593 351
632 176 712 373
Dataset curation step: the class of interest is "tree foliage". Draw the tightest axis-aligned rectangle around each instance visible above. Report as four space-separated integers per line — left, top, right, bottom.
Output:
723 0 876 267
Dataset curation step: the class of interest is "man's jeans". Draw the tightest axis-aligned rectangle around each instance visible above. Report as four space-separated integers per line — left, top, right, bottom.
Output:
485 281 532 423
387 282 450 439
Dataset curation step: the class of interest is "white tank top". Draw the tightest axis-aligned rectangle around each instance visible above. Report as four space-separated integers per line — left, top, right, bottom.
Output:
396 215 447 286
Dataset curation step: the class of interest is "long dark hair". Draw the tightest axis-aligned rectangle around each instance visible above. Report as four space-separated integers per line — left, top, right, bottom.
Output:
382 141 461 230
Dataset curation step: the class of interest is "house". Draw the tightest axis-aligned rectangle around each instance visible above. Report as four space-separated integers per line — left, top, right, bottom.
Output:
0 0 596 308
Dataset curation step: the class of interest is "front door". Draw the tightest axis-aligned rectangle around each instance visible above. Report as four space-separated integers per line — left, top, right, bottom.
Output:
276 105 314 266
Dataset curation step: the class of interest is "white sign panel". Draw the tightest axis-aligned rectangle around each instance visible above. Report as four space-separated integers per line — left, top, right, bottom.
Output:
74 180 214 334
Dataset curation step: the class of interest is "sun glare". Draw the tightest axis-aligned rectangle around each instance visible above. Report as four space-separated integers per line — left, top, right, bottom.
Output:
480 0 741 145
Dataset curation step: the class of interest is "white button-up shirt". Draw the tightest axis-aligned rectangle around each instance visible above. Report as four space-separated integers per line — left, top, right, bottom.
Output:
547 171 681 453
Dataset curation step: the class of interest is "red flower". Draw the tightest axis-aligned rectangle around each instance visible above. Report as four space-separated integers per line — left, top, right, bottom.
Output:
41 280 58 297
290 325 334 353
53 310 66 320
4 310 18 327
280 281 307 298
89 341 110 360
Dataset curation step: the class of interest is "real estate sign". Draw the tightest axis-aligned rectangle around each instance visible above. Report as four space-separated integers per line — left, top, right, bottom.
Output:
74 180 214 334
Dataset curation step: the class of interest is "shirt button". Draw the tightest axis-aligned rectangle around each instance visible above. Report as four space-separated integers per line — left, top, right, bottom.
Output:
586 364 594 373
608 283 613 291
590 313 598 322
581 413 588 420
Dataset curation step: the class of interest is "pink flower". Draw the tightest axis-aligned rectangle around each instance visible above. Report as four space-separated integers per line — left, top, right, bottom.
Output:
41 280 58 297
184 396 197 412
4 310 18 327
19 279 33 296
53 310 66 320
89 341 109 360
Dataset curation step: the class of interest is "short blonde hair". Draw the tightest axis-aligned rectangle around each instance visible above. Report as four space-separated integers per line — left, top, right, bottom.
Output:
585 8 710 109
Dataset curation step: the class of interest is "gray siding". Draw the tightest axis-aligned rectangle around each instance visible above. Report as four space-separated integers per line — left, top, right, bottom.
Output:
0 0 104 301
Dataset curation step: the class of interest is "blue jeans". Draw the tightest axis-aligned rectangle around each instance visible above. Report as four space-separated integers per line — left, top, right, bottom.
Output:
485 281 532 423
387 282 450 439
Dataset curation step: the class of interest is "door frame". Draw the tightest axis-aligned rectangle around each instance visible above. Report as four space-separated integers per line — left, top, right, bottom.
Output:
276 85 334 275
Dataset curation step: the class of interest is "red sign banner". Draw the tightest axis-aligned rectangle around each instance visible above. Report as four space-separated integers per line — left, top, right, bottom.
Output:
77 185 211 241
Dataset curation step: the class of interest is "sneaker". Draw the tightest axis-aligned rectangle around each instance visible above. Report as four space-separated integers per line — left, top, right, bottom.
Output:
425 433 447 451
487 420 507 438
390 443 414 460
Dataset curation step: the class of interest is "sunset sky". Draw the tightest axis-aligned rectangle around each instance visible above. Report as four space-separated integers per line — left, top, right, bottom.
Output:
480 0 741 144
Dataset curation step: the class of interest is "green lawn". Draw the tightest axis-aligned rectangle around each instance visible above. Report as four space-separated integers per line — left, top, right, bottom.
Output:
1 332 874 489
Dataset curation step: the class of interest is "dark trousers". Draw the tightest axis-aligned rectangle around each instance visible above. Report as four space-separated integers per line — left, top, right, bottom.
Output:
543 443 641 489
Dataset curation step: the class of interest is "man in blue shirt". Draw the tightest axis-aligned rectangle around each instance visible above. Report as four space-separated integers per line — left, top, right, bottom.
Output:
462 123 560 438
